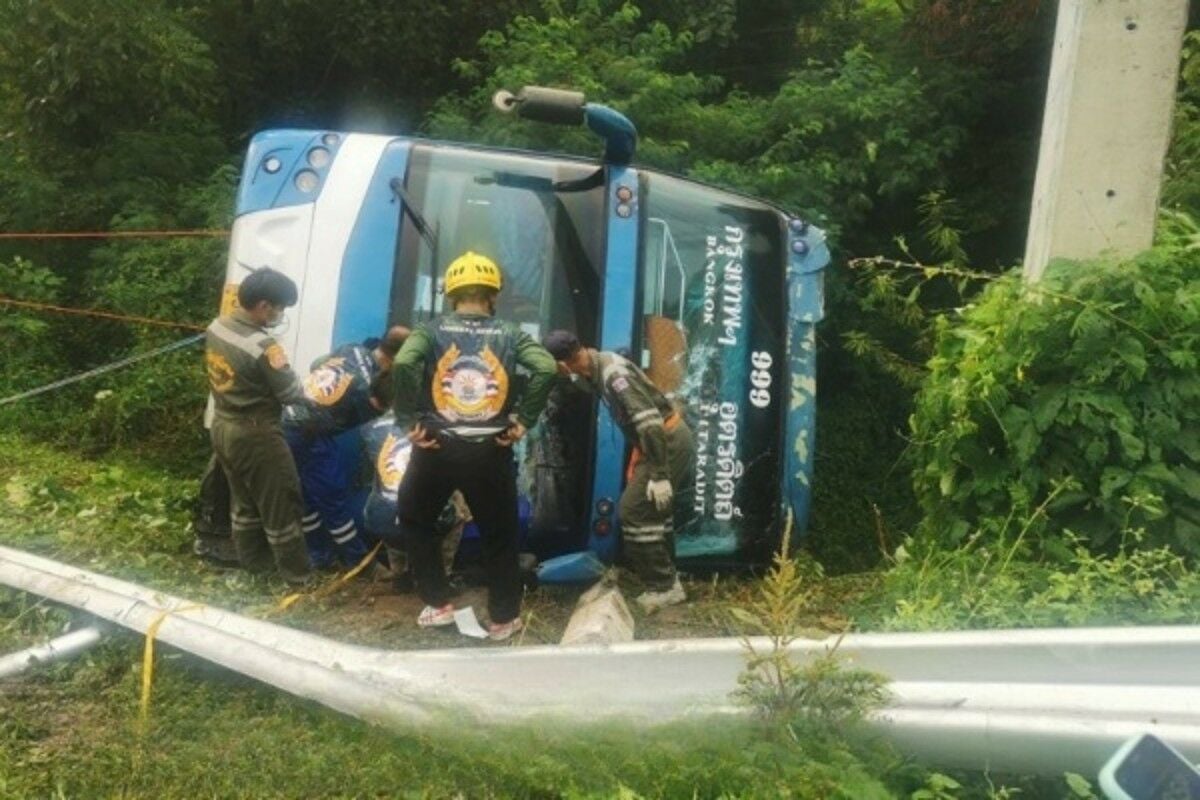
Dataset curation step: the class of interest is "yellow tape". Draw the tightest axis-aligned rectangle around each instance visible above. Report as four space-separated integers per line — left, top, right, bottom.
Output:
266 540 385 616
139 604 202 731
138 543 385 734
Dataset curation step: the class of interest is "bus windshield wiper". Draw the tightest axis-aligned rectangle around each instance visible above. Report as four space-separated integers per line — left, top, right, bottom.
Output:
389 177 439 315
389 177 438 252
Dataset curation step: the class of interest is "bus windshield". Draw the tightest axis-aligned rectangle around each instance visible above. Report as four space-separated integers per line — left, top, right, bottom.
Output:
391 144 605 345
390 143 606 553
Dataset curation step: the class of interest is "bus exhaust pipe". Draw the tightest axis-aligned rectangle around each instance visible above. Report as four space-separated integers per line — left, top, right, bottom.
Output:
494 85 637 164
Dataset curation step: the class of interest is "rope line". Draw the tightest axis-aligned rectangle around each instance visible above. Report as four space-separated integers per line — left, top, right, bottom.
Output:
0 229 229 240
0 333 204 407
0 295 206 331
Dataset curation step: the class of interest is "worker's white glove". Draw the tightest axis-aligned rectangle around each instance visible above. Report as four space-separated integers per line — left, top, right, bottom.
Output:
646 479 674 512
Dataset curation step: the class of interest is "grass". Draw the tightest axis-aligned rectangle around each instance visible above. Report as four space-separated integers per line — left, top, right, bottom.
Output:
0 622 925 799
0 431 875 648
0 433 914 797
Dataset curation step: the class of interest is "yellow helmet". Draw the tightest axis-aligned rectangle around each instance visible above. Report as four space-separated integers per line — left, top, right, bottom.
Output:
444 251 503 295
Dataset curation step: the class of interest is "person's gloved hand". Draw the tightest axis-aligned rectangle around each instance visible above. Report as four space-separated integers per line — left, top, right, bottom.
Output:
496 420 527 447
646 479 673 511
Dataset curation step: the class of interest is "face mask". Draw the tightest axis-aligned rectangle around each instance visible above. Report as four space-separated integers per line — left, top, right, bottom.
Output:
264 307 288 331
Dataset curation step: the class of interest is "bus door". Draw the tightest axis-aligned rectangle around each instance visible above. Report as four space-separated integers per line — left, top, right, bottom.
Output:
389 143 606 556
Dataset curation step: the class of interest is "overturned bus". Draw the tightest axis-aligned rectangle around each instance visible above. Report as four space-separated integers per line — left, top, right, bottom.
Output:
215 87 828 567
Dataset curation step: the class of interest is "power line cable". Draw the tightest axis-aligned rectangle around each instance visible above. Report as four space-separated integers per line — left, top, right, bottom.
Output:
0 295 206 332
0 333 204 407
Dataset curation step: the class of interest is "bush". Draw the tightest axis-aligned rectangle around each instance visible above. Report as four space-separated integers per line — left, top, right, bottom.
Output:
910 247 1200 558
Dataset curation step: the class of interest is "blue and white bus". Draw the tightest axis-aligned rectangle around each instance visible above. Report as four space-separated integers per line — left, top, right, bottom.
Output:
216 87 828 567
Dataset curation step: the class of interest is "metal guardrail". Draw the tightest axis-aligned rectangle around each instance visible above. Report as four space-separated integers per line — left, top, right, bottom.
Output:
1 544 1197 775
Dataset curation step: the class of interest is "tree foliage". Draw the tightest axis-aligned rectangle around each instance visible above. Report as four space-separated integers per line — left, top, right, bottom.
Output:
428 0 973 239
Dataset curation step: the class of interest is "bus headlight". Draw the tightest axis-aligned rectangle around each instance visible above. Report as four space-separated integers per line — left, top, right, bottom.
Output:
791 239 809 256
321 133 340 147
263 156 282 174
307 147 331 169
294 170 319 193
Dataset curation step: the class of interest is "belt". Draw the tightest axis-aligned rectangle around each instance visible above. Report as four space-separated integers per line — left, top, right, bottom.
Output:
437 423 510 443
213 411 280 428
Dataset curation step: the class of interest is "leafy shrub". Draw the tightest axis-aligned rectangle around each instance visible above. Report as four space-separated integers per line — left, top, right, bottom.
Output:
734 522 890 727
910 246 1200 558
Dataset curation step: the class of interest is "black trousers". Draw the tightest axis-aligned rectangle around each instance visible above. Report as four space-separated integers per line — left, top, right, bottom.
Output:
396 437 521 623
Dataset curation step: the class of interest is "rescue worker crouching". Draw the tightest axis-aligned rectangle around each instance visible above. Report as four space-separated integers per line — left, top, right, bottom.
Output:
543 330 695 612
360 410 469 592
390 251 557 641
281 326 409 575
205 267 312 585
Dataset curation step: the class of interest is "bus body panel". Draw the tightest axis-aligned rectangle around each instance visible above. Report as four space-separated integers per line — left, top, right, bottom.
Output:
237 130 342 214
588 165 641 561
782 225 829 537
221 204 315 366
330 139 410 348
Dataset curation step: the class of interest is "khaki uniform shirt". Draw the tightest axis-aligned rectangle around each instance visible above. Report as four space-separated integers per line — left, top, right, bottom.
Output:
588 350 676 479
205 309 306 420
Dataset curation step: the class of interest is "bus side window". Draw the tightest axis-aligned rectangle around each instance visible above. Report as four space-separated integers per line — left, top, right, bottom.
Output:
642 218 688 393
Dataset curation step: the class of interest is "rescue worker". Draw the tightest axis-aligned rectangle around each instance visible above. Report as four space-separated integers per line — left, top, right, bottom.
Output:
543 330 695 612
360 410 468 591
204 267 311 585
390 251 557 641
282 327 409 572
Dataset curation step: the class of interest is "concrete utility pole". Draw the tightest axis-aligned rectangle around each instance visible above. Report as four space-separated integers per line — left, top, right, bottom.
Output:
1023 0 1189 282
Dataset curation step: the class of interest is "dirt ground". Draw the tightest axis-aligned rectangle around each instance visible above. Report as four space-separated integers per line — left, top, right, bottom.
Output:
276 566 873 651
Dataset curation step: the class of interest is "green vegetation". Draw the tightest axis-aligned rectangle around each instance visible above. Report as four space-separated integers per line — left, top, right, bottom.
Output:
866 535 1200 633
0 435 911 799
1 1 1199 796
910 247 1200 558
0 0 1066 567
0 430 1184 797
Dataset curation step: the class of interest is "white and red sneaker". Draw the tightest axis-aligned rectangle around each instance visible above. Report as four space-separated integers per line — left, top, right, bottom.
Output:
487 616 525 642
417 603 456 628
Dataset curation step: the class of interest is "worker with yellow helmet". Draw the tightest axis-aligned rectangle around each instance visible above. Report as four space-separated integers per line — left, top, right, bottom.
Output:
388 251 557 640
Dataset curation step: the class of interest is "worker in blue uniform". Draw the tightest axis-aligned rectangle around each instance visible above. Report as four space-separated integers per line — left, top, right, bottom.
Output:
282 327 409 571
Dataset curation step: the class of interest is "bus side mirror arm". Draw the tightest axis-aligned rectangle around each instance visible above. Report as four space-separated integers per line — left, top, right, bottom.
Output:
583 104 636 165
493 86 638 165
